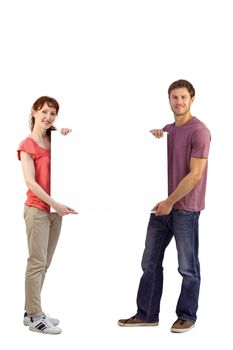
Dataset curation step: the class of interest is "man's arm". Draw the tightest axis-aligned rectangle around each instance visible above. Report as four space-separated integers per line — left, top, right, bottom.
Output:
152 157 207 216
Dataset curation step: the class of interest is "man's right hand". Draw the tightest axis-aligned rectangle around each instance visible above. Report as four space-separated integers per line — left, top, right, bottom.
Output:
150 129 164 138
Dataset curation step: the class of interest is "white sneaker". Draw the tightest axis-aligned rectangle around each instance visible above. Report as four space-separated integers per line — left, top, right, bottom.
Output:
23 312 59 326
29 316 62 334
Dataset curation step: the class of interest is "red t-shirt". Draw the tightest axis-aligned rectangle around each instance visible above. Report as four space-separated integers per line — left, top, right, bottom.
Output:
163 117 211 211
17 137 51 212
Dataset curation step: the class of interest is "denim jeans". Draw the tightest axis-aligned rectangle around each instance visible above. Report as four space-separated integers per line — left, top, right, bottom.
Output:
136 209 200 323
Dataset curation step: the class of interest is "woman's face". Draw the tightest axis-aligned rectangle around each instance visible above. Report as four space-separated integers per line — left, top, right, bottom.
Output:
33 103 57 130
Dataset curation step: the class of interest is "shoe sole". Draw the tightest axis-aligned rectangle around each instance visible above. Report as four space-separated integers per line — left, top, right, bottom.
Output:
118 321 159 327
170 324 195 333
29 327 62 335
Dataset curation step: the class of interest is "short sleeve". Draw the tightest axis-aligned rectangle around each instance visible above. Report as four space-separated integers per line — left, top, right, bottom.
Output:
191 128 211 158
17 138 37 161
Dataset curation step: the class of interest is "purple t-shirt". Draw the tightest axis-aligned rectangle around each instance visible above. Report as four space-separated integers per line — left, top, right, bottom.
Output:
163 117 211 212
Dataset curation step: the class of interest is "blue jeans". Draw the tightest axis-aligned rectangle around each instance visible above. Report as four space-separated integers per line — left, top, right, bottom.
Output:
136 209 200 323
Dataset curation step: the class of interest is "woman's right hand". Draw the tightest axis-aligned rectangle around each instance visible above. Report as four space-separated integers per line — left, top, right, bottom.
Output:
52 201 78 216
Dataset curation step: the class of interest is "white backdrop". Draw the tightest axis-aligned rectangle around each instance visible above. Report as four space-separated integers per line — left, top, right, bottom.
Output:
1 0 232 348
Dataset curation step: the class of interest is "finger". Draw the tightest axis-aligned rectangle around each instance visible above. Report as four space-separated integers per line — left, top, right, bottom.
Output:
67 207 78 213
67 206 75 211
68 210 78 215
69 209 77 213
149 129 157 136
60 128 71 135
151 204 159 213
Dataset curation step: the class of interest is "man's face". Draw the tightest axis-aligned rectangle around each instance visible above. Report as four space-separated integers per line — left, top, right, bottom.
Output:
169 87 194 117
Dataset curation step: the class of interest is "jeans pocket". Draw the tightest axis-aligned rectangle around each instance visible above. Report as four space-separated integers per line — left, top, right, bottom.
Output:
175 209 192 215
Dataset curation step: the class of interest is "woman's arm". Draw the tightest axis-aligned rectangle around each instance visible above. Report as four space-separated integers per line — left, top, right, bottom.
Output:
20 151 77 216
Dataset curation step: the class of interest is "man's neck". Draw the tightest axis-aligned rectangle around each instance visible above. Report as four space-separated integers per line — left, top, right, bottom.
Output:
174 113 192 126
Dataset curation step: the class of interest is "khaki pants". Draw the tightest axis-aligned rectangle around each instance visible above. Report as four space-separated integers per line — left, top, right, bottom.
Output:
24 206 62 316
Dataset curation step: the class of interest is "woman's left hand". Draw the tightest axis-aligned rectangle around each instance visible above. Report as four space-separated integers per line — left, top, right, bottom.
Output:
60 128 72 135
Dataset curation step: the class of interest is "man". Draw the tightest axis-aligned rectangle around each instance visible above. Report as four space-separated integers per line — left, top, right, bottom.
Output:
118 79 211 333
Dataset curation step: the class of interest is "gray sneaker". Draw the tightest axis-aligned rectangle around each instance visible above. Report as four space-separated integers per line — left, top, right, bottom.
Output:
118 315 159 327
29 316 62 334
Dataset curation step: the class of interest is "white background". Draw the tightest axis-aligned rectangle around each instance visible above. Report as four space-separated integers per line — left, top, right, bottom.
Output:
1 0 232 348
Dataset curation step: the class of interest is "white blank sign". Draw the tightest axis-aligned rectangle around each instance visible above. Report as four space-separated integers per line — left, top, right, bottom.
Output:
51 130 167 213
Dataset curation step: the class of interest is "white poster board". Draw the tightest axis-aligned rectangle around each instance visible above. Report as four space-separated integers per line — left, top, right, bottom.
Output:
51 130 167 213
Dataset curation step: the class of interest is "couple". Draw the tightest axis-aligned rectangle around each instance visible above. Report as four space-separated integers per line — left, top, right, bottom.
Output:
18 79 211 334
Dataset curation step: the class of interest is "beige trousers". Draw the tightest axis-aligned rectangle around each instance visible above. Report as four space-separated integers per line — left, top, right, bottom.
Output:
24 206 62 316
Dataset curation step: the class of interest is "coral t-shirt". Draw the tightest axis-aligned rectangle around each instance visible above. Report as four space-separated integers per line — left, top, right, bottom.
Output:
17 137 51 212
163 117 211 212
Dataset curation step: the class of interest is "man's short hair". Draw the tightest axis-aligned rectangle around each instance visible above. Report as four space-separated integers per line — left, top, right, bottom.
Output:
168 79 195 98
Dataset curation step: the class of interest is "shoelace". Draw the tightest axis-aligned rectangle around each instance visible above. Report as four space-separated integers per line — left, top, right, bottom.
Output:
178 319 188 325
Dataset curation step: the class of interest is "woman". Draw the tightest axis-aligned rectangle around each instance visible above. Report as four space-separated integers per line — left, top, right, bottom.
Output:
17 96 77 334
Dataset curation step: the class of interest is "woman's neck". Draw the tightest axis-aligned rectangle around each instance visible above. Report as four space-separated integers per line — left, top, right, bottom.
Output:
30 127 51 149
30 127 48 140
